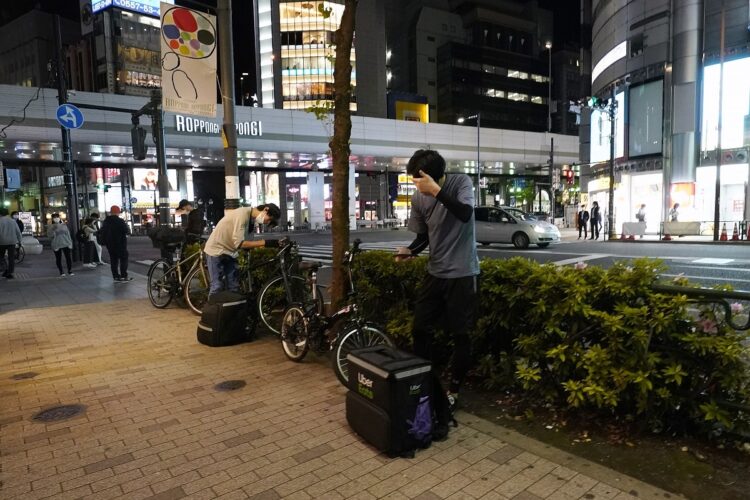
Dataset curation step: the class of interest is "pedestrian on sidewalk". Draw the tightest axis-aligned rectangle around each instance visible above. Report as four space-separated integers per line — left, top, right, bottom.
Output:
47 213 74 277
577 205 589 240
589 201 602 240
0 208 23 279
203 203 281 297
99 206 132 282
82 218 98 268
395 149 479 438
11 211 24 234
90 212 104 265
669 203 679 222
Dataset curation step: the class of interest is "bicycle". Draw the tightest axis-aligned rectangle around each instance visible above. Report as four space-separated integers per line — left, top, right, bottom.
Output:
147 240 209 315
280 238 394 386
15 244 25 264
248 238 324 335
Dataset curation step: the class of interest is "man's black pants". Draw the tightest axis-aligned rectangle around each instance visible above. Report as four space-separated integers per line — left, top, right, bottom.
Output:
578 223 587 239
412 274 478 394
108 248 129 279
0 245 15 276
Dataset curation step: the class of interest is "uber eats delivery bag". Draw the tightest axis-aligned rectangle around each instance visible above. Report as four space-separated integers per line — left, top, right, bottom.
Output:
345 345 433 457
197 291 250 347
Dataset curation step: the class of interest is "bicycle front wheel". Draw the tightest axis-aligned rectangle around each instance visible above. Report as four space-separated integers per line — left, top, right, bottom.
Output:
147 259 176 309
333 324 393 387
280 304 309 362
257 275 323 335
184 264 210 315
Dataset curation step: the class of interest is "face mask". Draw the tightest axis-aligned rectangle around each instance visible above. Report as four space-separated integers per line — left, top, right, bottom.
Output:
255 211 266 225
12 215 18 219
52 218 60 223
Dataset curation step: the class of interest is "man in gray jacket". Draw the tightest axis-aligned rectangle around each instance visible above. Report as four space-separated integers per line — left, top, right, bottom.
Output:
0 207 23 279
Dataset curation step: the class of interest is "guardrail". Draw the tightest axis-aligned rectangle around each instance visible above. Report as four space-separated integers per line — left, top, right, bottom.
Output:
652 283 750 330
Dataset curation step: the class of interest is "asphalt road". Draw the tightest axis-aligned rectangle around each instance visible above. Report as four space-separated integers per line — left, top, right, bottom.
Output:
126 228 750 292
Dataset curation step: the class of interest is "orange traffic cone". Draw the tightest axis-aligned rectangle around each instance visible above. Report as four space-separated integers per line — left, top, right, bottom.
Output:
732 223 740 241
621 232 628 241
663 230 672 241
628 234 635 240
746 223 750 241
720 223 728 241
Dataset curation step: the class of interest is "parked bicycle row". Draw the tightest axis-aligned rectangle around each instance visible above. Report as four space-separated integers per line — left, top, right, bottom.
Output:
145 203 393 387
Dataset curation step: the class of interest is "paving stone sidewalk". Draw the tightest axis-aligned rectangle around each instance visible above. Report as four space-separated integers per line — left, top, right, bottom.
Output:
0 299 681 500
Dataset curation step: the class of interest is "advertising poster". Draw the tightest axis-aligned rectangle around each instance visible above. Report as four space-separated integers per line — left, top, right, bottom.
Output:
160 3 217 117
131 168 179 208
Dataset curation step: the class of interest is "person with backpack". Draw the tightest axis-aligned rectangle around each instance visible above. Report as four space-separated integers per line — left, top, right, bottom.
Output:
80 218 99 268
47 213 74 277
99 206 132 282
394 149 480 438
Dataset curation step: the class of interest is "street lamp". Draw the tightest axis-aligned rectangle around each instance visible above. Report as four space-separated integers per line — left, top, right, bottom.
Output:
457 113 481 206
545 41 552 133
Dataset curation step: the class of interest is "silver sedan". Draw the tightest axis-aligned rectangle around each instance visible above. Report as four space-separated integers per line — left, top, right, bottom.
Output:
475 206 561 249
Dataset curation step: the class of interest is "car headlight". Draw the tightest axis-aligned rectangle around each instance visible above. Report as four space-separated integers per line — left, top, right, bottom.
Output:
533 225 545 233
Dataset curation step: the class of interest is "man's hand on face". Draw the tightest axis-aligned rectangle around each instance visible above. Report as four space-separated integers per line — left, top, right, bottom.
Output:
413 170 441 197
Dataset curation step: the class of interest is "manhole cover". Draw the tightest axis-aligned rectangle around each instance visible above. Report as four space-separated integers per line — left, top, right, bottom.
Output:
32 404 86 423
11 372 39 380
214 380 246 392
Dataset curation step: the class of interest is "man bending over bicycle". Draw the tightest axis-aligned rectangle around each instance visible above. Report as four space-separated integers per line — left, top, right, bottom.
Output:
204 204 282 298
395 149 480 422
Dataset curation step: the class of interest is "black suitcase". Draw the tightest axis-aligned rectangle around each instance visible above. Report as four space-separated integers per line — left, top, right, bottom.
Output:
197 291 250 347
345 346 433 457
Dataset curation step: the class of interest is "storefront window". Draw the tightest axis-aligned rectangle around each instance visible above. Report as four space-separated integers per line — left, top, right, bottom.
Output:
702 57 750 151
696 164 748 223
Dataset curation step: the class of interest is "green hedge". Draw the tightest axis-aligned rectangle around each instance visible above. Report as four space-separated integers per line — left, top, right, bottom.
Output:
352 252 750 434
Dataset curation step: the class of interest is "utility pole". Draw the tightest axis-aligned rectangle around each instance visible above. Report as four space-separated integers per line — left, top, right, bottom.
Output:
549 137 555 224
713 2 725 241
218 0 239 210
607 86 618 240
150 90 170 225
54 15 81 261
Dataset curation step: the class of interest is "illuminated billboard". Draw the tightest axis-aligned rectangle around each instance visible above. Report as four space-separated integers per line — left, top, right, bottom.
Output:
702 57 750 151
92 0 174 17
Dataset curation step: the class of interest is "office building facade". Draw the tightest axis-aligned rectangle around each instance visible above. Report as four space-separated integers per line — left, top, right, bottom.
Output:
253 0 387 117
583 0 750 233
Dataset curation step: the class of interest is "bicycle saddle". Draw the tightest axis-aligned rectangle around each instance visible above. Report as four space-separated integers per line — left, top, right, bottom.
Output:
298 261 323 271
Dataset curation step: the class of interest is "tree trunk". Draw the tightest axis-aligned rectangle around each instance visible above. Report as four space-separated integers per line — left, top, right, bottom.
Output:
329 0 357 309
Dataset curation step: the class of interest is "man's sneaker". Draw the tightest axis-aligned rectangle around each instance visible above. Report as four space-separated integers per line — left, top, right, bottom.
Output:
4 274 14 279
118 276 134 282
84 263 96 268
59 273 66 278
67 272 75 276
113 276 121 283
446 392 459 417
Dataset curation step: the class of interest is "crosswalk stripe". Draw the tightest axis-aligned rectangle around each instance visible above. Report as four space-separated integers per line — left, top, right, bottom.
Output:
552 254 609 267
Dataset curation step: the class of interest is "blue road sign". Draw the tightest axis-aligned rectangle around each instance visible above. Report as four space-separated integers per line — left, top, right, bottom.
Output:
56 104 85 129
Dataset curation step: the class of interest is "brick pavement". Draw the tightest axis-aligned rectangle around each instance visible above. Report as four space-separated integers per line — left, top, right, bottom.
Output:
0 298 681 500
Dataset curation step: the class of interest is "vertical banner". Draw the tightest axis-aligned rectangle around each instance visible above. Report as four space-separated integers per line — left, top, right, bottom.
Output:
160 3 217 117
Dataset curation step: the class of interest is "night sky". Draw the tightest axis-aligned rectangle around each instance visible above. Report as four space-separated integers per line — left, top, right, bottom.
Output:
0 0 585 96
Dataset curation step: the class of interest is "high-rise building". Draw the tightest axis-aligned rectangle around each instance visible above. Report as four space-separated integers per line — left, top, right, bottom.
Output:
252 0 387 117
583 0 750 233
88 1 174 96
385 0 568 132
0 10 78 88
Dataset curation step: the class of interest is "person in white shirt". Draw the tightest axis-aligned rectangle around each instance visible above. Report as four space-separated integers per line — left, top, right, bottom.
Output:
204 204 281 297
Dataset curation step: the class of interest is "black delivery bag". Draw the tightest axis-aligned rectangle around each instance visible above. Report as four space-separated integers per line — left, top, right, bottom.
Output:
345 345 433 457
196 291 250 347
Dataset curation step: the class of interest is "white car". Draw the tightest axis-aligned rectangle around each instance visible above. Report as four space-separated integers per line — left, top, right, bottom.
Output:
475 206 561 249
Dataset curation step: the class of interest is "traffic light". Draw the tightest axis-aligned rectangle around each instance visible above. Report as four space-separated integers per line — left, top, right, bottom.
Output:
587 96 600 107
104 184 111 192
131 125 148 160
565 170 575 185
